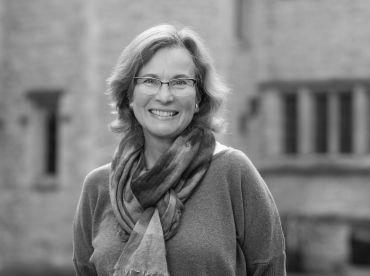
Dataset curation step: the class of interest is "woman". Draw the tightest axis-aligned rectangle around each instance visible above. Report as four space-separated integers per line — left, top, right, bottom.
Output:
73 24 286 276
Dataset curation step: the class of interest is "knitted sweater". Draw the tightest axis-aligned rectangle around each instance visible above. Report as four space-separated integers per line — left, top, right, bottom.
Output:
73 148 286 276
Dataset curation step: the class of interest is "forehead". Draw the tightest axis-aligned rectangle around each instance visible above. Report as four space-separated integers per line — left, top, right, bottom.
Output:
138 47 195 77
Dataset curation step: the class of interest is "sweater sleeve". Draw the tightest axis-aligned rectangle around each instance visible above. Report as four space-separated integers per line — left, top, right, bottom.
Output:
73 171 99 276
231 150 286 276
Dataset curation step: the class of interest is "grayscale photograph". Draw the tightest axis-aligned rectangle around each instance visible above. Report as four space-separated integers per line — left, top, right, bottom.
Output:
0 1 369 276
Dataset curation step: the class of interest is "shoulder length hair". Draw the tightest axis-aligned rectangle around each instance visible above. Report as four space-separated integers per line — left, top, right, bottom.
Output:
106 24 229 136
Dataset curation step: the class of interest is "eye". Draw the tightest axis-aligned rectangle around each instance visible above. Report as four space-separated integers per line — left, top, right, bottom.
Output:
170 79 188 88
142 78 158 85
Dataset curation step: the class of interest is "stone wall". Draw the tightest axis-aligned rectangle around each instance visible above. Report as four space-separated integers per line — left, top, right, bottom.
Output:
0 0 246 270
247 0 370 273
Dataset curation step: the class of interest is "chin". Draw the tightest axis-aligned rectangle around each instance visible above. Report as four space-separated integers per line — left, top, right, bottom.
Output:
148 126 184 139
153 130 180 139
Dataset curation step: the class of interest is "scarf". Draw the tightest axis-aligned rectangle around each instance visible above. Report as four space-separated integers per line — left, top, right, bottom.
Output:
109 127 215 276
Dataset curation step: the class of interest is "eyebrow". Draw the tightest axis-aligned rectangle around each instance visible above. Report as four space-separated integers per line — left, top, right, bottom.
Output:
139 73 194 79
139 73 158 78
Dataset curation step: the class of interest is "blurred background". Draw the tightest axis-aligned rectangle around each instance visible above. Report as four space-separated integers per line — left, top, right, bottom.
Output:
1 0 370 275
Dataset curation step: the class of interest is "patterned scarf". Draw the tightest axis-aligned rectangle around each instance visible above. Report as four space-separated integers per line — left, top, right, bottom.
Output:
109 127 215 276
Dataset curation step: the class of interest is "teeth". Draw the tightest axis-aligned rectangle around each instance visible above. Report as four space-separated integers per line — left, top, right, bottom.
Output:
150 109 177 117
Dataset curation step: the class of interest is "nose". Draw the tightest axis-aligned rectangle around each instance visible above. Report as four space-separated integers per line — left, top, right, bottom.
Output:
155 83 174 103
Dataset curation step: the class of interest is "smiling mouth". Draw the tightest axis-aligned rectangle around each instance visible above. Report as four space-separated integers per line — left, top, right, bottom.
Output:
149 109 179 117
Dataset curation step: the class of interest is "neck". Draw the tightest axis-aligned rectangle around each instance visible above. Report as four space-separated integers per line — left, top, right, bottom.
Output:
143 134 174 169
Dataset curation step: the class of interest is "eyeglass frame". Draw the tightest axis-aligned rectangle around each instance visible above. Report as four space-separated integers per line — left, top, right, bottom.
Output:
133 76 197 93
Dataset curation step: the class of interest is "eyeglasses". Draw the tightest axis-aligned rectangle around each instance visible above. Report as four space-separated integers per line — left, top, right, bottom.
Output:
133 77 196 96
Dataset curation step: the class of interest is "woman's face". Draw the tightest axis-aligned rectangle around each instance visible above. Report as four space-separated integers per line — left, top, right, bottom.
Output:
131 47 198 145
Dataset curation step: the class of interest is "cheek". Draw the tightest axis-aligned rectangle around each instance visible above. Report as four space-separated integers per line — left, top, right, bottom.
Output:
183 95 197 111
179 97 197 124
132 90 149 108
131 92 148 123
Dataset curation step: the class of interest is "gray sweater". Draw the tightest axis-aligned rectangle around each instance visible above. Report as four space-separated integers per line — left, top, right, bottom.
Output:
73 148 286 276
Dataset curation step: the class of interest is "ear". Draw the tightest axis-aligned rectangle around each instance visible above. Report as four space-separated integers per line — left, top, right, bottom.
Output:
195 90 202 105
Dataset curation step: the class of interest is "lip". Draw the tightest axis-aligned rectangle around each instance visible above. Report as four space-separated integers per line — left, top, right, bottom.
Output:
148 108 179 118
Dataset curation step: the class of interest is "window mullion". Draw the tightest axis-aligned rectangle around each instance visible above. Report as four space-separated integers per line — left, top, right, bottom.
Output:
328 92 339 155
353 86 368 154
298 87 314 154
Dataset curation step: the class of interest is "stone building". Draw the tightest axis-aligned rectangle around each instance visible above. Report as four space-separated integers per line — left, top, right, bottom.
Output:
0 0 239 274
243 0 370 274
0 0 369 275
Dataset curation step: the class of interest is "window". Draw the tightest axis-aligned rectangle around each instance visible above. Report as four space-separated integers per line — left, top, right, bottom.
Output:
283 93 298 154
339 92 353 153
26 90 63 191
314 93 329 153
259 80 370 157
350 225 370 266
45 110 58 174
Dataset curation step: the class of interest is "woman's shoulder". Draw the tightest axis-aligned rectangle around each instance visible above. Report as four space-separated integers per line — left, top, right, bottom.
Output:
82 163 111 193
213 142 256 172
211 143 269 200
